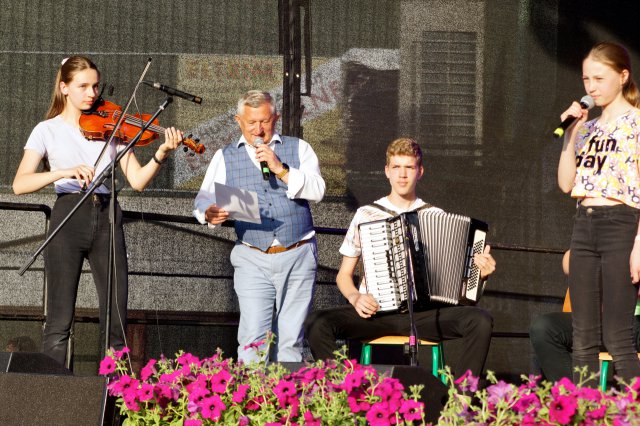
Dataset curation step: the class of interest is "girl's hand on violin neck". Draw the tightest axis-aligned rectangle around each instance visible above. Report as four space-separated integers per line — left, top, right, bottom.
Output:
159 126 184 155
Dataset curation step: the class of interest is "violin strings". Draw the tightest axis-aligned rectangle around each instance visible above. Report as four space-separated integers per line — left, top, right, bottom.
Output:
111 110 166 134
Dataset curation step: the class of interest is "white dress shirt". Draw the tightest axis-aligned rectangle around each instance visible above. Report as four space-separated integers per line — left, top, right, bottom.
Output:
193 133 325 244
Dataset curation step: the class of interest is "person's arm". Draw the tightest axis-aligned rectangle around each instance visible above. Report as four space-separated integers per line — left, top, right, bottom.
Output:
336 255 380 318
119 127 183 192
193 149 229 227
285 140 325 201
256 138 325 202
631 221 640 283
13 149 95 195
631 148 640 283
558 101 588 193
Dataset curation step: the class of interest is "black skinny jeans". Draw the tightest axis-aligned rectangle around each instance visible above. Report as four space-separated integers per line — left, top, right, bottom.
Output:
569 203 640 384
304 304 493 378
43 193 128 366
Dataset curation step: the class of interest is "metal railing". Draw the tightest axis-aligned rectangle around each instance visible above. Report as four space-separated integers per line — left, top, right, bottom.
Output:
1 200 566 340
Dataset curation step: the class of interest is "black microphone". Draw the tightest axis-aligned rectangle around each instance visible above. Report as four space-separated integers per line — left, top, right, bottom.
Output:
553 95 595 138
142 81 202 104
253 137 271 180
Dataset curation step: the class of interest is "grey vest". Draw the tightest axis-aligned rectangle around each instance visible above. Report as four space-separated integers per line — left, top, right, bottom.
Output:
223 136 314 250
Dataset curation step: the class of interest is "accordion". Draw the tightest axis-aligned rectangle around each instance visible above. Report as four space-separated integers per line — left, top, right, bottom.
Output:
358 208 488 312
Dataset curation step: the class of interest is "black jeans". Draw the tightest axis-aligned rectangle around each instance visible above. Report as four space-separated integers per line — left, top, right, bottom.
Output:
569 203 640 383
43 193 128 366
304 304 493 377
530 311 640 382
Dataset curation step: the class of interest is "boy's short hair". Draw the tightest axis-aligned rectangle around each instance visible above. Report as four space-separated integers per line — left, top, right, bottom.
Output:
386 138 423 165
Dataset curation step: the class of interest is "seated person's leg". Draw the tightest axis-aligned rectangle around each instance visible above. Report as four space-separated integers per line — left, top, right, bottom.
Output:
412 306 493 377
304 306 411 361
529 311 573 382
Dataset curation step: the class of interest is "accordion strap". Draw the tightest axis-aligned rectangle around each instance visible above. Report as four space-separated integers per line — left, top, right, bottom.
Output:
367 201 433 217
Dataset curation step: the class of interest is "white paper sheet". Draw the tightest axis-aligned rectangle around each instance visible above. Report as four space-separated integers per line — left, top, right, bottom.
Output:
214 182 261 224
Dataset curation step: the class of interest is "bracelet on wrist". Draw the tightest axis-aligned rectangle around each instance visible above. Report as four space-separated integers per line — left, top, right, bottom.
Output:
276 163 290 180
152 153 167 165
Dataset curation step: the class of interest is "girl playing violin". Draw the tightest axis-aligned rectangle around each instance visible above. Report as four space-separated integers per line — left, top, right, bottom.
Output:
12 56 183 368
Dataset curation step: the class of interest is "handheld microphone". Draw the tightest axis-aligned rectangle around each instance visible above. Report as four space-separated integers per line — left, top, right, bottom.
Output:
253 137 271 180
142 81 203 104
553 95 595 138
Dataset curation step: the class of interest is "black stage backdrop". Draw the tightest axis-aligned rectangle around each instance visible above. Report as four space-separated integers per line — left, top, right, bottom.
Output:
1 0 640 379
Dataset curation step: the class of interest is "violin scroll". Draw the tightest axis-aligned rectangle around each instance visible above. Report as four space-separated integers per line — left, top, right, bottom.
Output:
182 137 205 154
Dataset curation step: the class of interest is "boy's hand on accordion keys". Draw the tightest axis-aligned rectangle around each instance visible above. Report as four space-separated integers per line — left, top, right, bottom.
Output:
474 245 496 279
350 293 380 318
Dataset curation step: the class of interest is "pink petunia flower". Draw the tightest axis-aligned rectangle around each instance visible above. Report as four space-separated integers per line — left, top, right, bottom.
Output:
99 356 116 375
245 395 266 411
613 417 632 426
211 368 234 393
122 391 140 412
273 379 297 403
399 399 424 422
184 419 202 426
366 401 391 426
187 386 210 413
576 386 602 402
552 377 576 397
200 395 226 421
586 404 607 420
137 383 155 402
279 397 300 422
243 339 266 351
295 367 325 384
177 352 202 368
549 394 578 425
486 380 516 406
374 377 404 402
140 358 157 381
513 393 541 414
113 347 130 359
160 370 181 384
524 374 542 389
454 370 479 393
303 410 322 426
109 375 138 395
232 384 250 404
630 376 640 393
341 370 365 394
238 416 250 426
347 389 371 413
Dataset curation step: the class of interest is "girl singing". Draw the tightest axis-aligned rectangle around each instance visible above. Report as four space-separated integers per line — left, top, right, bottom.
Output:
557 42 640 384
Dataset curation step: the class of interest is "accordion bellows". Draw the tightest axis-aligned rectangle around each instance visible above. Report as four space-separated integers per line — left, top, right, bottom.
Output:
359 209 488 312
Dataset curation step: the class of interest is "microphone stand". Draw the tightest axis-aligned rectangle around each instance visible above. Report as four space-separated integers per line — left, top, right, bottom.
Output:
400 214 420 366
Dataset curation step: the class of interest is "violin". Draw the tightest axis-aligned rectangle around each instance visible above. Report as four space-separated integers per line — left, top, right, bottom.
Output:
79 100 205 154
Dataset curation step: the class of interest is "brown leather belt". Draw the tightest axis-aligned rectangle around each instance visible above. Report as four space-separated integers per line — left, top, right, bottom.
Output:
247 239 312 254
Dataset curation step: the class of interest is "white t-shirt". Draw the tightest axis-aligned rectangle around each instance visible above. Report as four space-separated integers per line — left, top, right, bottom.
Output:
24 115 126 194
339 196 443 258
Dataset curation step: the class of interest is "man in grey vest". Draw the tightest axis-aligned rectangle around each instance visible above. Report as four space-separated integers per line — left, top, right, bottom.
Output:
194 90 325 363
